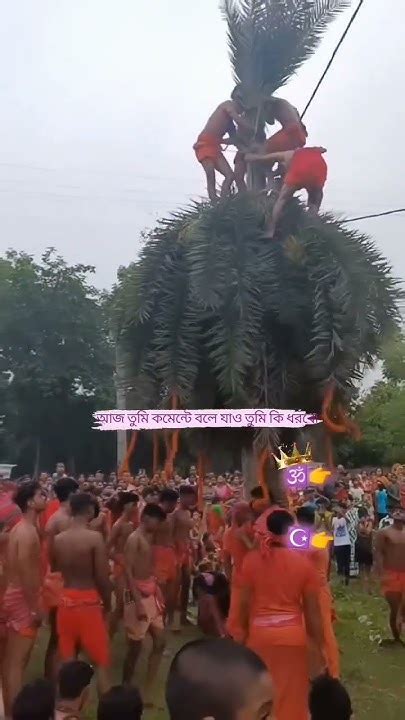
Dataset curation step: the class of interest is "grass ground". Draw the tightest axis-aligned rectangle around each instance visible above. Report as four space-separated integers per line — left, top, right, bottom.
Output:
25 579 405 720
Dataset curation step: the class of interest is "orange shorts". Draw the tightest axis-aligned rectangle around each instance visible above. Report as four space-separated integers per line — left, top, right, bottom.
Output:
284 148 327 191
3 585 39 639
57 589 109 667
381 570 405 595
265 123 307 153
42 571 64 612
153 546 178 584
193 133 223 163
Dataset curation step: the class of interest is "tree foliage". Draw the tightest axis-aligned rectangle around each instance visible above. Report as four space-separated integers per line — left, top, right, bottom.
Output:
0 250 115 474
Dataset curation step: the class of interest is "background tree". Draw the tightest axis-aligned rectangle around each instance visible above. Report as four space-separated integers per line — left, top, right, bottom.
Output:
112 0 402 493
0 250 115 475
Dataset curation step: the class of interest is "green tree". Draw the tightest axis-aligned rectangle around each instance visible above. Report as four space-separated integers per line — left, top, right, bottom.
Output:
0 250 115 475
112 1 401 492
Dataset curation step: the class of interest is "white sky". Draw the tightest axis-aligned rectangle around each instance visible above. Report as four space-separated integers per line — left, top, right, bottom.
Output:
0 0 404 298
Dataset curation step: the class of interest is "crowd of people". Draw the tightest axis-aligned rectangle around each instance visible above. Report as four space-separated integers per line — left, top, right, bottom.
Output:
0 459 404 719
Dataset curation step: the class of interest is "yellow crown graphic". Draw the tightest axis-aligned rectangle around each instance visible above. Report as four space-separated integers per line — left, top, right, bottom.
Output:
273 443 312 470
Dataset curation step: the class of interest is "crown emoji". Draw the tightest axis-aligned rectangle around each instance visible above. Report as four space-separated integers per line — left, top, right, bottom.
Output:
273 443 312 470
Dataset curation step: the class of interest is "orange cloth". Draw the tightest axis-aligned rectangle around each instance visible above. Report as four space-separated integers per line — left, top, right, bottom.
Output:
223 526 253 640
307 548 340 678
153 546 178 584
42 570 64 611
193 133 223 163
3 585 40 639
284 147 327 190
39 499 60 531
381 570 405 595
57 589 109 667
265 122 307 153
241 546 317 720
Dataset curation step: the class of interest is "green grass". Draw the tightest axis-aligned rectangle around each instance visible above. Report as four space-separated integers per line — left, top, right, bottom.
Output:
25 582 405 720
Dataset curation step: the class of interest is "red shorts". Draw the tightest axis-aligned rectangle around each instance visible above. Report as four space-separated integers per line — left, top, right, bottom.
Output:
57 589 109 667
193 133 223 163
3 585 39 639
284 148 327 191
265 123 307 153
381 570 405 596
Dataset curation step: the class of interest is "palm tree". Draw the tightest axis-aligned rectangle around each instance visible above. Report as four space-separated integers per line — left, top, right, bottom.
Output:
111 1 402 497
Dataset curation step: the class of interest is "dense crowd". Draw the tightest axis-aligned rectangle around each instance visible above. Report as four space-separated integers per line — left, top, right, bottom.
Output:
0 459 404 720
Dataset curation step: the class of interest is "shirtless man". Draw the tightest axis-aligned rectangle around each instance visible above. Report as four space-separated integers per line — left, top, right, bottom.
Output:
154 489 179 626
193 86 253 202
43 476 79 680
3 480 47 716
235 96 307 191
107 492 138 636
246 147 327 238
375 508 405 645
172 485 197 627
51 493 112 695
123 504 166 704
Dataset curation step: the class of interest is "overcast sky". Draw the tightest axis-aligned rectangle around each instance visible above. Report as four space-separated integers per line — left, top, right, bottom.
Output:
1 0 404 298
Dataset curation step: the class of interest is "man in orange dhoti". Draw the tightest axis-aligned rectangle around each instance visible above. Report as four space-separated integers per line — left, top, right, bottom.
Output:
246 146 328 238
154 489 179 626
223 502 255 641
239 510 325 720
296 506 340 678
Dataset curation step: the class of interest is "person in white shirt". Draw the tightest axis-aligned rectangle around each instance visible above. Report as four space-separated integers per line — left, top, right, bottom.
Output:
332 504 351 586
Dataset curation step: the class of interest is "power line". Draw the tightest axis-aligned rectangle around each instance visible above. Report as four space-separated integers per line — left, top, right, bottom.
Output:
301 0 365 119
341 208 405 223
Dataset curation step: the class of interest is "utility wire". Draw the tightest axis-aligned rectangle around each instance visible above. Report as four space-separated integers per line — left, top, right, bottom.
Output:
341 208 405 223
301 0 365 119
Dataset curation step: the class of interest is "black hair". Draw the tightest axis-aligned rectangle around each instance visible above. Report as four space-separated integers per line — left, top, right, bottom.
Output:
250 486 264 500
12 679 55 720
97 686 143 720
179 485 197 497
14 481 41 513
166 638 267 720
309 676 352 720
58 660 94 700
54 477 79 503
117 492 139 511
357 506 368 519
141 503 166 522
159 488 179 504
70 492 96 518
266 509 294 536
296 506 316 527
142 485 158 500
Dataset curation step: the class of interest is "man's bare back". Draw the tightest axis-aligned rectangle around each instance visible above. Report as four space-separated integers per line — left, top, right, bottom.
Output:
7 520 41 593
265 97 301 127
109 517 134 557
53 527 106 590
125 528 154 581
173 508 193 546
154 514 175 548
376 526 405 572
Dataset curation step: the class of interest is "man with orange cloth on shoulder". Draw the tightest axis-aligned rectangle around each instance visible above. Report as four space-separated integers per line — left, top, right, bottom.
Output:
194 86 253 203
223 502 256 642
238 509 325 720
246 146 328 238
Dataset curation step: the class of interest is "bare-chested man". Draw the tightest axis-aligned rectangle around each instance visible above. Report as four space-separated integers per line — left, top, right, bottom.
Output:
51 493 112 695
3 480 47 716
43 476 79 681
154 489 179 626
107 491 138 636
123 503 166 704
193 86 253 202
172 485 198 628
375 508 405 645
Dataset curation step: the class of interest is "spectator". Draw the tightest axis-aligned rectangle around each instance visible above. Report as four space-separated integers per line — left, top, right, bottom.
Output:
309 675 352 720
166 638 273 720
12 680 55 720
97 686 143 720
56 660 94 720
332 504 352 585
375 482 389 524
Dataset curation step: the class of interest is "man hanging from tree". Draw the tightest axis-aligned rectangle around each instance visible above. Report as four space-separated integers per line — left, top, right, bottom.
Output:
245 146 328 238
193 87 253 202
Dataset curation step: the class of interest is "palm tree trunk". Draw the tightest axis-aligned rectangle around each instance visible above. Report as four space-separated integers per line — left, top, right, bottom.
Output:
242 445 287 506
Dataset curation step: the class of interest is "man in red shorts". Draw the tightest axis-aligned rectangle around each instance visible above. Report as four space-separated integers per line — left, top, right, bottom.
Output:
246 146 327 238
51 492 112 695
375 508 405 645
